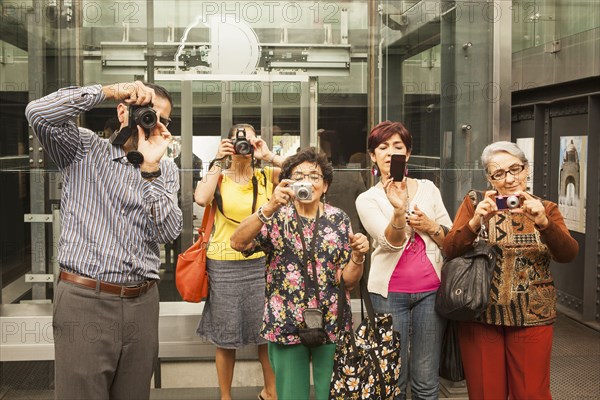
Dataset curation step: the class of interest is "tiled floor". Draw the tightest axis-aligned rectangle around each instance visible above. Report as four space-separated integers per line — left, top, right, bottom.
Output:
1 314 598 399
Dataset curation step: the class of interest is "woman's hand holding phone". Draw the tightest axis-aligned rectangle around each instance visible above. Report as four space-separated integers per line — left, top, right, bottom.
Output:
390 154 406 182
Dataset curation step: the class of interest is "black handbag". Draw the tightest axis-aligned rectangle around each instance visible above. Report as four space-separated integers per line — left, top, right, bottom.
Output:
439 320 465 382
330 278 401 400
435 192 497 321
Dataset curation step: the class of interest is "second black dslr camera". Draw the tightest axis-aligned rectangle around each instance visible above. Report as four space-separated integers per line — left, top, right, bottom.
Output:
232 127 253 155
108 104 157 147
108 104 158 165
129 104 158 137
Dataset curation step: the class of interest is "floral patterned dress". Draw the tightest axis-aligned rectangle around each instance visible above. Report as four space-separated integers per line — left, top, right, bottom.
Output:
244 203 353 345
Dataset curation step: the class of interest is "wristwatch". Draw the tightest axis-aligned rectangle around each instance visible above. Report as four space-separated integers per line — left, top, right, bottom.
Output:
140 169 161 180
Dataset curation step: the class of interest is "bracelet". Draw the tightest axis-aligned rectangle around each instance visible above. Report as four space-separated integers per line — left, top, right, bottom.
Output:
351 253 366 265
257 206 273 224
212 160 224 170
433 225 442 236
390 221 406 230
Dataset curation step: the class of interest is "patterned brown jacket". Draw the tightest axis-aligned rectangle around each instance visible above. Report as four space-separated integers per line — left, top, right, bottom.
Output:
443 193 578 327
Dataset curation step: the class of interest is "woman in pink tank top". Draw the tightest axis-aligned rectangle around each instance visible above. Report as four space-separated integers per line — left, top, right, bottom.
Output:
356 121 452 400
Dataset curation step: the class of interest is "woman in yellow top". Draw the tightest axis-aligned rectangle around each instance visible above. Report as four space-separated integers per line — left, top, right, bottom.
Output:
195 124 284 400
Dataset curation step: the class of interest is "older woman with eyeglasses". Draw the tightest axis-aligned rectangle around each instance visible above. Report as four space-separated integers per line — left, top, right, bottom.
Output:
443 141 578 400
231 147 368 400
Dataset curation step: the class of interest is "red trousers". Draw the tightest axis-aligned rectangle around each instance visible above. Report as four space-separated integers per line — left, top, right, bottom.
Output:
457 321 554 400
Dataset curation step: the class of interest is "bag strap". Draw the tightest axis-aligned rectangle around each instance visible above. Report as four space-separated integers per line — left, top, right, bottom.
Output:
198 201 217 243
336 277 378 335
295 206 321 307
214 169 267 224
337 277 359 353
197 175 222 242
337 277 388 395
468 190 488 242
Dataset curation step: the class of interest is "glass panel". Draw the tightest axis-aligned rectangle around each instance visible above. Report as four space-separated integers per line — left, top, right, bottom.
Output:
402 45 441 186
0 0 529 308
232 81 261 132
273 82 301 157
513 0 598 52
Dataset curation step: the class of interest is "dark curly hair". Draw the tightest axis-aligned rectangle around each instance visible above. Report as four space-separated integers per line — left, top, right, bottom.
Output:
281 147 333 187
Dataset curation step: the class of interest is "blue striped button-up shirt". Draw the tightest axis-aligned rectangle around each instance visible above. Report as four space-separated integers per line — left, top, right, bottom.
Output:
25 85 183 283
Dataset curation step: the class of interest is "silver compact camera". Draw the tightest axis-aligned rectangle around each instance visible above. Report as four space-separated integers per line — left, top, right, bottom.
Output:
292 182 312 201
495 194 523 210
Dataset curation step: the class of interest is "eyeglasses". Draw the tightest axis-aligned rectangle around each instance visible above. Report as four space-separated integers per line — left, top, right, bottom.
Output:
159 117 171 128
488 164 525 181
291 172 324 183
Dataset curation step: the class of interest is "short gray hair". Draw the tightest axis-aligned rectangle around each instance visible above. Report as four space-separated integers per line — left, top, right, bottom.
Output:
481 141 528 172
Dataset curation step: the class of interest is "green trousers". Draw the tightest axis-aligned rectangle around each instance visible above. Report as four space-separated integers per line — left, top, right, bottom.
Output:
267 342 336 400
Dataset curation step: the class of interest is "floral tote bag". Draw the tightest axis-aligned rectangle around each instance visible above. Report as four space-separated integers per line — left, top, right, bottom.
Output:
330 278 401 400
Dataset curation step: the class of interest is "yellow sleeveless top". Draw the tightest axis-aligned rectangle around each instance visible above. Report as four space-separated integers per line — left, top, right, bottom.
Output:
207 166 273 261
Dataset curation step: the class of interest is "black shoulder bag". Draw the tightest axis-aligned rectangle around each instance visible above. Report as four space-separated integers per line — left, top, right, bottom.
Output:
295 207 329 347
435 190 498 321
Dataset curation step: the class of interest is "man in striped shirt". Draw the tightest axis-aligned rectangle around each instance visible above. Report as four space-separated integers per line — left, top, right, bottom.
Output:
25 81 183 400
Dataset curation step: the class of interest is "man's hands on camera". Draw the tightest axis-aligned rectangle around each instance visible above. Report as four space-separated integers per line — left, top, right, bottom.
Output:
137 117 172 174
102 81 173 178
102 81 156 105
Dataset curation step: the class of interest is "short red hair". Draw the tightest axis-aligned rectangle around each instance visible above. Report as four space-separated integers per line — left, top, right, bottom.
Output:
367 121 412 154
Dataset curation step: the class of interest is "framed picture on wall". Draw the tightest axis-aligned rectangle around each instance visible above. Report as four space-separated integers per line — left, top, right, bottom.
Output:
558 136 588 233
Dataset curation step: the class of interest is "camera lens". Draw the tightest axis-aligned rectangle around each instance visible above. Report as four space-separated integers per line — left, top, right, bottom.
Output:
506 195 520 209
234 141 252 155
134 107 157 130
297 187 311 200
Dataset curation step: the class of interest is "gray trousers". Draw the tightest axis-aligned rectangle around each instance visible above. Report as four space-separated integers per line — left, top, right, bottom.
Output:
53 279 159 400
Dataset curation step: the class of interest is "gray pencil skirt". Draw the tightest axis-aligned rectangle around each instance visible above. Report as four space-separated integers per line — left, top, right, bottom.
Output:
196 256 268 348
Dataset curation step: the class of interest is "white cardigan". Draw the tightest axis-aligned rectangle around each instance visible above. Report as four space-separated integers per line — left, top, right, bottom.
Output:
355 179 452 298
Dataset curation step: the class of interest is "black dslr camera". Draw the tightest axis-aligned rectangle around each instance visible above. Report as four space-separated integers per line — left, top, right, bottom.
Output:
232 127 253 155
109 104 157 165
109 104 156 147
129 104 158 133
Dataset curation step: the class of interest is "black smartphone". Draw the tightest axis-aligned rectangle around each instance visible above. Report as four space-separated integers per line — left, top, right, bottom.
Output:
390 154 407 182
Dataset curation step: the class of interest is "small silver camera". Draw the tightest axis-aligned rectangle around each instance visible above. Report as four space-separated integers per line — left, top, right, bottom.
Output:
292 182 312 201
495 194 522 210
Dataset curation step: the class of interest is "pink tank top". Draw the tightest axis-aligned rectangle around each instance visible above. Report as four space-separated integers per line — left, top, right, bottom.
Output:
388 233 440 293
